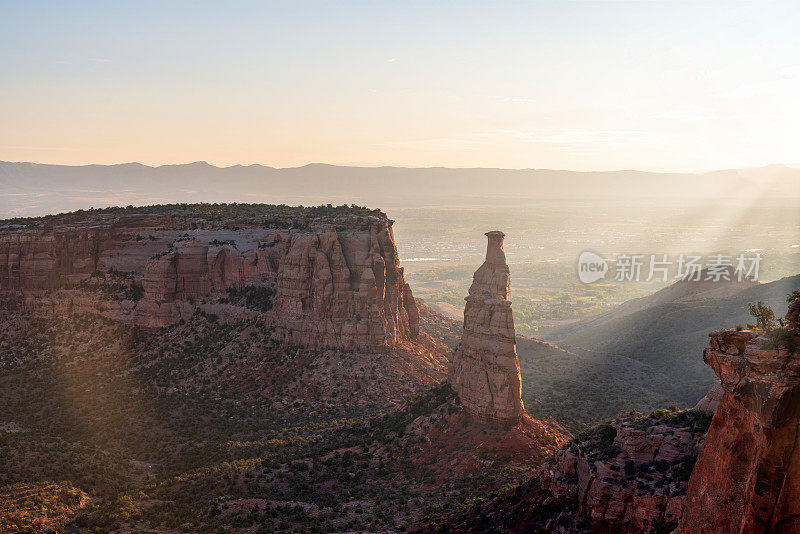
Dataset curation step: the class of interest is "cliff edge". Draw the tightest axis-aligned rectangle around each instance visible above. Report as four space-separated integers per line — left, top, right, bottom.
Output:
680 299 800 533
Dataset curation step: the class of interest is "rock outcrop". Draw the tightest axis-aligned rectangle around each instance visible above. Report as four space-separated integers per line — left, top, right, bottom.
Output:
438 408 712 534
680 304 800 533
539 409 710 533
449 231 524 425
787 297 799 330
693 381 725 414
0 205 419 352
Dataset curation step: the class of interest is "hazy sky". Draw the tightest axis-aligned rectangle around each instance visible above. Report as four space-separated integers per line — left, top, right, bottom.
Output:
1 1 798 171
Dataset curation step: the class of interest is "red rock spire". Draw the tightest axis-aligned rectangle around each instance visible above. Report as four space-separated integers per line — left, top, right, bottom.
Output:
448 231 523 425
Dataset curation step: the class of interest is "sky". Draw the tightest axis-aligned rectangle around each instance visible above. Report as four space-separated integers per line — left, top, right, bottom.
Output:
1 1 799 172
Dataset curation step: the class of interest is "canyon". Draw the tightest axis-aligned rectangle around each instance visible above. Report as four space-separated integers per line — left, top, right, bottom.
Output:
1 203 798 533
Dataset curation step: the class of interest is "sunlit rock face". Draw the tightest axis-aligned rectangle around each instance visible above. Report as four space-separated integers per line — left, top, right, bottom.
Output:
0 207 419 352
449 231 524 425
680 302 800 533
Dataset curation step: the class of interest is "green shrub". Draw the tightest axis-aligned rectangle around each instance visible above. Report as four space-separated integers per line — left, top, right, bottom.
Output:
764 327 799 354
748 301 776 331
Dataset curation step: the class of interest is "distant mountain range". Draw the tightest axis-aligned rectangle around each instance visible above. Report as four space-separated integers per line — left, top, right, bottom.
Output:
2 160 800 218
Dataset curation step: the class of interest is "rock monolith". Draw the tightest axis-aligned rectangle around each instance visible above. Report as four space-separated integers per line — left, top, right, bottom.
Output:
449 231 524 424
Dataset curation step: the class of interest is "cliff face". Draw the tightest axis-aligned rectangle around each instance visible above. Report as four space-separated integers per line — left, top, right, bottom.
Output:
448 231 524 425
0 206 419 352
680 300 800 533
437 408 711 534
0 229 111 291
539 409 710 534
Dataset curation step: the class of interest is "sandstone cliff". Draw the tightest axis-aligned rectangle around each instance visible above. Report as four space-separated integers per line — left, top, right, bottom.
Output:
693 381 725 413
0 204 419 352
431 408 711 533
680 299 800 533
539 409 710 533
448 231 524 425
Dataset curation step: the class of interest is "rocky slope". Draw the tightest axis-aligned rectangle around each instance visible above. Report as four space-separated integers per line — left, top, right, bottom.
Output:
0 204 419 352
544 273 800 409
538 409 711 533
448 231 524 425
680 299 800 533
426 407 712 533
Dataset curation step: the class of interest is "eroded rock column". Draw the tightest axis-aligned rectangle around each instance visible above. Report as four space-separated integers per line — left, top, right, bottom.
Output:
449 231 524 425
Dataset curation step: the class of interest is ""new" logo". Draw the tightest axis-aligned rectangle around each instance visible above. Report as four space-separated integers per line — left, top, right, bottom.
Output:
578 251 608 283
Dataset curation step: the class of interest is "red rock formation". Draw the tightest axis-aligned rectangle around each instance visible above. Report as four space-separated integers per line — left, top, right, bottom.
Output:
449 231 524 425
265 223 419 351
0 229 111 290
0 207 419 352
539 410 708 533
693 381 724 414
680 307 800 533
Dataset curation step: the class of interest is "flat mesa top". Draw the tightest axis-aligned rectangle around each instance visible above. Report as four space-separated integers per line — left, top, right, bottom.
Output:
485 230 505 238
0 203 388 230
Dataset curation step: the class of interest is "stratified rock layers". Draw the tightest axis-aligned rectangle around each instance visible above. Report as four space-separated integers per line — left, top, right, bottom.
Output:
540 412 707 533
0 210 419 352
449 231 524 425
680 303 800 533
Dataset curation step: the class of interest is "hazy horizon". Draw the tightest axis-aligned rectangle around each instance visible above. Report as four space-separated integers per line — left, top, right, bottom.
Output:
3 1 800 172
5 158 800 174
3 159 800 220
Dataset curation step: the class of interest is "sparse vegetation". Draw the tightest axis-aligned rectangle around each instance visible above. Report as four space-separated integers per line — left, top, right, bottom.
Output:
748 300 776 331
1 311 527 533
222 285 277 312
748 293 800 352
0 202 386 229
764 326 799 354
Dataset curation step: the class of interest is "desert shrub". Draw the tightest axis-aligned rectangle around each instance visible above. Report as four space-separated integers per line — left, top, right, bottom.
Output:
748 301 776 331
209 239 237 249
764 326 799 354
124 282 144 302
624 460 636 476
637 409 712 433
571 422 619 462
225 286 276 312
